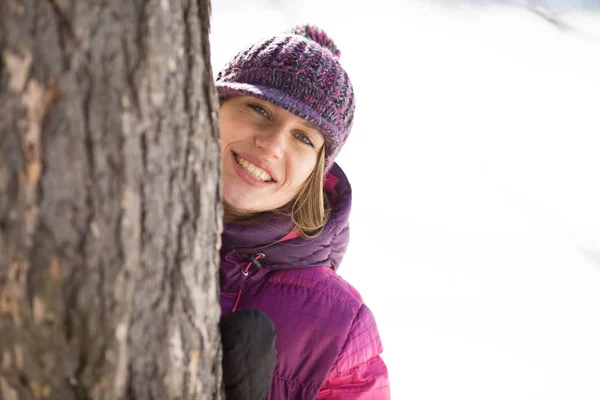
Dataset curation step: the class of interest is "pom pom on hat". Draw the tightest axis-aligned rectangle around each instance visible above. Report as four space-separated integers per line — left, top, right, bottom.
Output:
287 24 341 59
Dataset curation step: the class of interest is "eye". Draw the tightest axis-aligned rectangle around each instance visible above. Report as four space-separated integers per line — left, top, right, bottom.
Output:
247 103 270 119
295 132 314 147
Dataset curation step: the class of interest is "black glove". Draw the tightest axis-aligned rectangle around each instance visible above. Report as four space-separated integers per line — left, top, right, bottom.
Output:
220 308 277 400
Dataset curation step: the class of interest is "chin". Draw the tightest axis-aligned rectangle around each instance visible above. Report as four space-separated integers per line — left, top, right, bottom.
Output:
223 194 259 213
222 185 290 214
225 198 282 215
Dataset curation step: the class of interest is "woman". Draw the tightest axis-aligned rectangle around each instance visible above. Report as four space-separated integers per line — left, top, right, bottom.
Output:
217 25 390 399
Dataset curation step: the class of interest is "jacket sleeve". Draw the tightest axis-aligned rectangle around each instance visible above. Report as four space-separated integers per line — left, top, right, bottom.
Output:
220 308 277 400
316 305 391 399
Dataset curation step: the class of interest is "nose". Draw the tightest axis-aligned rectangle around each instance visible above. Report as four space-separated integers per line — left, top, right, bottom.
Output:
255 127 285 159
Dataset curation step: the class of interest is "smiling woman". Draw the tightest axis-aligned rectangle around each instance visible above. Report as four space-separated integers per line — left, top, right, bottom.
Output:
215 24 390 399
220 96 324 214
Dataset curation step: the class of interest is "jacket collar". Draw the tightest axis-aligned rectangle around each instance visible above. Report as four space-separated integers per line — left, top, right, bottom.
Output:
220 163 352 272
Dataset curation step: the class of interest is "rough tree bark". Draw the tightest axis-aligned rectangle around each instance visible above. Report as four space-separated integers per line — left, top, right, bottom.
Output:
0 0 223 399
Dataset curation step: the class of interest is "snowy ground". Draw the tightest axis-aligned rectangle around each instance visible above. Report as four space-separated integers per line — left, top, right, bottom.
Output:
210 1 600 398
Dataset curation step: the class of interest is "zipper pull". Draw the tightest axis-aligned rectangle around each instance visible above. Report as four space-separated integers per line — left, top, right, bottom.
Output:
241 253 265 276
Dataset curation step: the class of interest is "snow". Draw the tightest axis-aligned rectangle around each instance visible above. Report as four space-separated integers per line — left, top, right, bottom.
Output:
210 1 600 398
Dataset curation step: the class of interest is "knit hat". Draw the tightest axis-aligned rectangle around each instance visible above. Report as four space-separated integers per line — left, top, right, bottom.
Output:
215 24 355 175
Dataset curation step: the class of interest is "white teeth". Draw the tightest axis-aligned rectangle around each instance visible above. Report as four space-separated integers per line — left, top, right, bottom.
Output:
236 155 273 182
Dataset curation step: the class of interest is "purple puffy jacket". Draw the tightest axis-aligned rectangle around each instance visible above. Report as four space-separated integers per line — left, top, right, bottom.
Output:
220 163 390 399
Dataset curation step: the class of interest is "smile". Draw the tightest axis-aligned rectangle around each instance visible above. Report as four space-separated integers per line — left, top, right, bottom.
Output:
234 153 274 182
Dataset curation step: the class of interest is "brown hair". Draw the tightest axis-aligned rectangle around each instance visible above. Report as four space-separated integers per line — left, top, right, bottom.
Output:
223 146 330 239
286 145 330 238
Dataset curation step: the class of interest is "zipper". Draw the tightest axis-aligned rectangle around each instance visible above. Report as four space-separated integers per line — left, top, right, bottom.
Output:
231 252 265 312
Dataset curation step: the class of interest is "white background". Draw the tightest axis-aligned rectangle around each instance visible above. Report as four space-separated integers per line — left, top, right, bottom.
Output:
210 1 600 398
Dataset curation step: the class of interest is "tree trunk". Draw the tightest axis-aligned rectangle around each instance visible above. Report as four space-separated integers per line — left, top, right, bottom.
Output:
0 0 223 398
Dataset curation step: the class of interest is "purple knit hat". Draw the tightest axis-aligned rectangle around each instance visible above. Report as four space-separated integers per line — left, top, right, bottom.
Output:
215 25 355 175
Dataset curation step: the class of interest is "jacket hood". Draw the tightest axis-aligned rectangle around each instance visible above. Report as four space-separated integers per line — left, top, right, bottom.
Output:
221 162 352 272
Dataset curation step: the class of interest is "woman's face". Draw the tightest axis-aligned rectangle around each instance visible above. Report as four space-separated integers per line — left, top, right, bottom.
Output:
220 96 325 213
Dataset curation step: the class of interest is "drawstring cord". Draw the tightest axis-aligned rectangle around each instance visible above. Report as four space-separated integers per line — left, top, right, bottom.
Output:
232 253 265 312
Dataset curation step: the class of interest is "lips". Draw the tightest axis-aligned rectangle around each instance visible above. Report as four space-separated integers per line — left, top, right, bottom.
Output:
232 152 278 183
234 154 273 182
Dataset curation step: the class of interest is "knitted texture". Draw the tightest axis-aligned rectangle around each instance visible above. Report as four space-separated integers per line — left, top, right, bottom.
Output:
215 25 355 174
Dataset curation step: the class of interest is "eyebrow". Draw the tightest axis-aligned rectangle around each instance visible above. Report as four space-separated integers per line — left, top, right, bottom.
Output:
254 98 322 134
300 120 320 132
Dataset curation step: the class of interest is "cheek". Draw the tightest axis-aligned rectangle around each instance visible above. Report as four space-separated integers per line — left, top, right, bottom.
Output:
220 113 253 149
289 155 318 188
219 118 235 147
